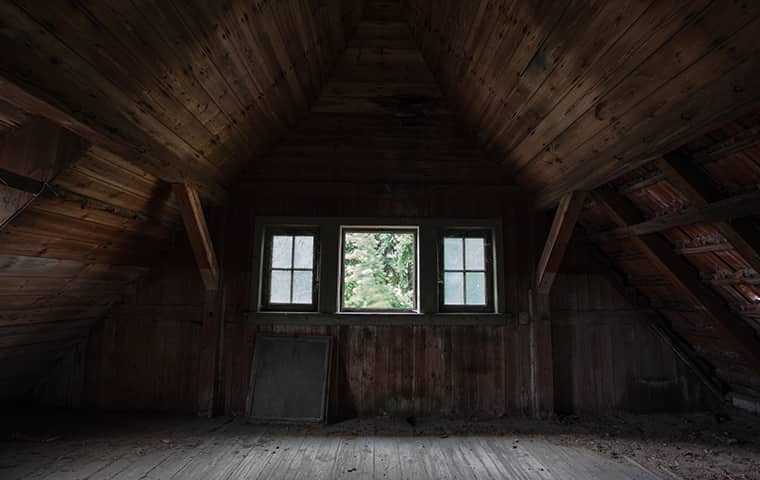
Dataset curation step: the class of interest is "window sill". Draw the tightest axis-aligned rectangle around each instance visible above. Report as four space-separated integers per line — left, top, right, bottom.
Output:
246 311 512 326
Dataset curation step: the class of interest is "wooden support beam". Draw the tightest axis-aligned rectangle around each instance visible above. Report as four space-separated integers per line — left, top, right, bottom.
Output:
592 188 760 242
657 153 760 273
536 191 587 294
172 183 219 291
594 187 760 370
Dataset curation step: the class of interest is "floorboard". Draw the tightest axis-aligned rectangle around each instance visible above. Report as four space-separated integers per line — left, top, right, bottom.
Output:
0 416 662 480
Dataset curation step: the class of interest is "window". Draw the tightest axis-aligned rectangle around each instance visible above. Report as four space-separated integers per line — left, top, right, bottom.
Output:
340 227 418 312
439 229 494 312
261 228 319 311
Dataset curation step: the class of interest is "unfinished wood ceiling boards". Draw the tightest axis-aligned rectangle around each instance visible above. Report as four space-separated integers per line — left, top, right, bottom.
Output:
404 0 760 206
0 0 361 201
246 0 504 185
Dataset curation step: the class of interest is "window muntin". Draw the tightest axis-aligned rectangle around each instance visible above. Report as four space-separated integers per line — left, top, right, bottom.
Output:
440 229 494 312
261 228 319 311
340 227 418 312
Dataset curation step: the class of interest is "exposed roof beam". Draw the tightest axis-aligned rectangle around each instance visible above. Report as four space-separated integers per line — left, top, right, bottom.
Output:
0 74 227 204
591 189 760 242
657 153 760 273
536 191 587 294
594 187 760 370
172 183 219 291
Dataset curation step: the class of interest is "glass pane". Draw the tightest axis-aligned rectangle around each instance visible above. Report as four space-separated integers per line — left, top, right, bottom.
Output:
292 270 313 304
271 235 292 268
443 237 463 270
465 237 486 270
270 270 291 303
444 272 464 305
342 231 416 310
465 272 486 305
293 236 314 269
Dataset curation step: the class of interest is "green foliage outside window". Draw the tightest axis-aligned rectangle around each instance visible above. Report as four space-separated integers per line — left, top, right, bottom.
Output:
342 231 416 310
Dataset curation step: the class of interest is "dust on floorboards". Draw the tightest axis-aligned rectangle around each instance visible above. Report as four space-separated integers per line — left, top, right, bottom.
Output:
0 412 758 479
0 414 656 480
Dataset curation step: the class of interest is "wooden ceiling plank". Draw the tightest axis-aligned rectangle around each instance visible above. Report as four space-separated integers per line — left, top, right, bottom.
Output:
0 72 227 204
657 153 760 274
173 183 219 291
536 191 587 294
13 1 240 176
484 0 648 152
517 2 760 182
594 187 760 369
531 13 760 207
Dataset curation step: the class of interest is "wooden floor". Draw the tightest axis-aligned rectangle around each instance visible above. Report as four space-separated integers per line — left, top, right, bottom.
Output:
0 416 661 479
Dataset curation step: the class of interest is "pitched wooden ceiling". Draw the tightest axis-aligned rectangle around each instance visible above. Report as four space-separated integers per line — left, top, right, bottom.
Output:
405 0 760 206
245 0 504 185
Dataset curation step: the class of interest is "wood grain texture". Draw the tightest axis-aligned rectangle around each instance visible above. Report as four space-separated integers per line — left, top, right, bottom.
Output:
0 417 662 480
173 183 219 291
404 0 760 205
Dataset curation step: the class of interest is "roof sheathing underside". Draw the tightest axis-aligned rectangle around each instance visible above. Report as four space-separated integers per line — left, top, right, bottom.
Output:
583 112 760 398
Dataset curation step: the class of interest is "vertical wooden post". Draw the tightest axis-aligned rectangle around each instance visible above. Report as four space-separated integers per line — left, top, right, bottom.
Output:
173 183 225 416
529 208 557 418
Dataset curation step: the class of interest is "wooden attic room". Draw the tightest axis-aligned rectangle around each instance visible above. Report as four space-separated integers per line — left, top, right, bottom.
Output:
1 0 760 478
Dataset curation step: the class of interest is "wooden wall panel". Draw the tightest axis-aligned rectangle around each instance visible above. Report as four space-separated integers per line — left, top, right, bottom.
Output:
221 323 535 419
551 240 718 414
84 237 205 413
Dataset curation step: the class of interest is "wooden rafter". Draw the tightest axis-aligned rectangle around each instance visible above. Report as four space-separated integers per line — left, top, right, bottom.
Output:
536 191 587 294
172 183 219 291
657 153 760 274
591 189 760 242
594 187 760 370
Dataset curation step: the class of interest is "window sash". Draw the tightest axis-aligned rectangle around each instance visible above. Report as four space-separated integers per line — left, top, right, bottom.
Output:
339 227 419 313
439 229 494 312
261 228 319 311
